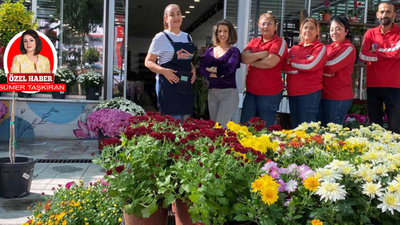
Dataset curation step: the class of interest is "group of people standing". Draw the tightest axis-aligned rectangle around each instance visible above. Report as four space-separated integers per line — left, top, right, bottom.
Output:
145 2 400 134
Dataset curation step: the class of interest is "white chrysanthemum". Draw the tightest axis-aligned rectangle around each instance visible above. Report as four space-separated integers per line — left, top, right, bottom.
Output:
315 181 347 202
362 182 384 199
322 133 335 143
372 164 389 178
387 180 400 194
326 160 351 172
316 168 342 182
284 180 298 193
352 164 375 182
377 192 400 215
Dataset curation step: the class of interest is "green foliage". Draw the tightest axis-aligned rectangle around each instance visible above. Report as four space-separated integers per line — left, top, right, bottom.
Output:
84 47 100 65
77 71 103 89
94 97 145 115
0 0 37 46
0 69 6 84
54 68 76 90
26 180 122 224
93 115 180 218
193 76 209 117
63 0 103 35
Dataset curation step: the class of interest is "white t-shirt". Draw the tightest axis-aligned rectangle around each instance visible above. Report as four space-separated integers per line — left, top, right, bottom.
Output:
148 30 192 65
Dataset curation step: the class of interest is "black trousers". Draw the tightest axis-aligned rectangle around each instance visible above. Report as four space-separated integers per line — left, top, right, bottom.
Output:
367 87 400 133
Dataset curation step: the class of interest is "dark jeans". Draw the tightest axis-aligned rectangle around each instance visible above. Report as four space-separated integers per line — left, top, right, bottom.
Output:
289 90 321 129
319 99 353 126
367 87 400 133
240 91 283 128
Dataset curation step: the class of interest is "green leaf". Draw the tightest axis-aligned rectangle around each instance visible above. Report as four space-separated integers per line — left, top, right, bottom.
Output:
189 192 200 203
233 214 250 221
141 207 151 218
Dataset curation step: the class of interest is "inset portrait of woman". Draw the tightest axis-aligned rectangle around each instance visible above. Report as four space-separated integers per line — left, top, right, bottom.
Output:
10 29 50 73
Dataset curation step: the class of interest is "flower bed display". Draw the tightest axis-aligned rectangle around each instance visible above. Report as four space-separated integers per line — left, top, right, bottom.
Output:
27 113 400 224
25 180 122 225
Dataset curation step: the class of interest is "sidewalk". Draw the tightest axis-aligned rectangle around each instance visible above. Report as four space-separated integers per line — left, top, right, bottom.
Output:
0 139 103 225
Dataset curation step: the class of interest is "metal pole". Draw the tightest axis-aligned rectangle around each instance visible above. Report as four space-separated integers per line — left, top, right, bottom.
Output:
59 0 64 66
32 0 37 20
360 67 364 99
255 0 260 37
235 0 251 122
123 0 129 98
223 0 227 19
364 0 368 23
236 0 251 92
280 0 285 37
103 0 115 100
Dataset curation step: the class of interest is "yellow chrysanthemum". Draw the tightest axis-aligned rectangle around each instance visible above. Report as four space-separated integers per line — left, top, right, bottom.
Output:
303 176 320 192
260 186 279 205
251 179 266 193
311 219 323 225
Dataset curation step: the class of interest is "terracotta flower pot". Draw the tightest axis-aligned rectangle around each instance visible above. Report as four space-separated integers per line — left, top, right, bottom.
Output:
349 16 358 22
322 13 331 21
172 199 204 225
123 206 168 225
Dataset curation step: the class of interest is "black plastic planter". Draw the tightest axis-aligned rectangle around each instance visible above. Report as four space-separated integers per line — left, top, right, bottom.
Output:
85 87 100 100
52 91 66 99
0 157 36 198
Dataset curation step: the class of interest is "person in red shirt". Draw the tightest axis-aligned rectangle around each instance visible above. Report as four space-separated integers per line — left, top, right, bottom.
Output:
320 16 356 126
240 12 288 128
284 17 327 128
360 2 400 133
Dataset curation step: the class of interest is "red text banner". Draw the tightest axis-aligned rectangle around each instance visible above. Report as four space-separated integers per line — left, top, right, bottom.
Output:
7 73 54 84
0 84 65 92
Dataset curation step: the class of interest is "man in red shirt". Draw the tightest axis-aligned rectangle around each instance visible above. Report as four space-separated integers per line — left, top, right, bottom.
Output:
360 2 400 133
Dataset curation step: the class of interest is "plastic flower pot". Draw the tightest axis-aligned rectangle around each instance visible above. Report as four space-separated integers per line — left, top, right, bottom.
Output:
52 91 66 99
86 87 100 100
0 157 36 198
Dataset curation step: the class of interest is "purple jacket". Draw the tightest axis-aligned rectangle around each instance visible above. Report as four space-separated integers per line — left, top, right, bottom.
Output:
199 47 241 89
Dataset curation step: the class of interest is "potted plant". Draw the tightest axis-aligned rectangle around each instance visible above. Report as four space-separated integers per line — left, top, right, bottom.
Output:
93 113 181 224
52 68 76 99
320 8 332 21
0 0 37 69
0 0 37 199
91 97 145 151
26 180 123 224
0 69 6 96
0 101 7 121
348 8 362 23
77 71 103 100
94 97 145 115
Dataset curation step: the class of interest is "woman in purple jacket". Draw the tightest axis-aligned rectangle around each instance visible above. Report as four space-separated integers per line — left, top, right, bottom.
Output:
199 19 241 128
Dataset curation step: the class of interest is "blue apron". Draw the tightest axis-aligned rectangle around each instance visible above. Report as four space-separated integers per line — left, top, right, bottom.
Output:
158 31 195 115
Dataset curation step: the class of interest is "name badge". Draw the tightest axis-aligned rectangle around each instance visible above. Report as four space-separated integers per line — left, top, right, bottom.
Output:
181 76 188 82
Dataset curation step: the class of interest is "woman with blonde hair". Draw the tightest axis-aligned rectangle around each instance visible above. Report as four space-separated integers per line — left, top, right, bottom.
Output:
240 12 288 128
145 4 196 121
199 19 241 128
284 17 327 128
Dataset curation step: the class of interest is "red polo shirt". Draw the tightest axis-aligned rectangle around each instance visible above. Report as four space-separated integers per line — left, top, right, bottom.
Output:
323 39 356 100
286 39 327 96
244 35 287 95
360 24 400 88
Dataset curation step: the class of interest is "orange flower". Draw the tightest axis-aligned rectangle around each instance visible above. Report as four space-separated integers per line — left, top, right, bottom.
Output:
43 201 51 211
311 219 323 225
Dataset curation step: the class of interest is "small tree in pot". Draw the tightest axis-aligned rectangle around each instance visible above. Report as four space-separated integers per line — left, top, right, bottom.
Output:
0 0 37 198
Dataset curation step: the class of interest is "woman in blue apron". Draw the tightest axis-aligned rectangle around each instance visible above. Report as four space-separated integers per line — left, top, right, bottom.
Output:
145 4 196 121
